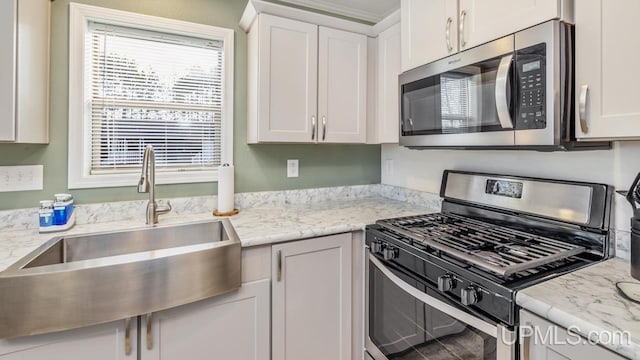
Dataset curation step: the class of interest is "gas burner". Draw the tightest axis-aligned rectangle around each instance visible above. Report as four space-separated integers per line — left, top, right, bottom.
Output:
377 213 586 277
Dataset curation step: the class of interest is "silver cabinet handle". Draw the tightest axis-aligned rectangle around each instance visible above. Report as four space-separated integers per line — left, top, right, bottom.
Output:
277 250 282 282
146 313 153 350
322 116 327 141
579 85 589 134
459 10 467 48
445 17 453 52
124 318 132 355
495 54 514 129
311 116 316 140
521 322 532 360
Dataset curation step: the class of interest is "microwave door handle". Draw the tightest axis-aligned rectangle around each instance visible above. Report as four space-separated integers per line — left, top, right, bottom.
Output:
495 54 514 129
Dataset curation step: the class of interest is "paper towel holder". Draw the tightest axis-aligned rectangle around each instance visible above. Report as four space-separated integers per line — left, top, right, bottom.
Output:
214 163 238 217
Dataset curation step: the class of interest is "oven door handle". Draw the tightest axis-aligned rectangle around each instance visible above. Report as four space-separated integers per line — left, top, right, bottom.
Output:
495 53 514 129
369 255 498 338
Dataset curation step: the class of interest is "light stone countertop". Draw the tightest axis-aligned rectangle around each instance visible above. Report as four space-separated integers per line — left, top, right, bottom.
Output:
517 258 640 359
0 196 438 273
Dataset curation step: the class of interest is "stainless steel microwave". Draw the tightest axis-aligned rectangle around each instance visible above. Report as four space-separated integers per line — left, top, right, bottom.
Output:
399 20 609 150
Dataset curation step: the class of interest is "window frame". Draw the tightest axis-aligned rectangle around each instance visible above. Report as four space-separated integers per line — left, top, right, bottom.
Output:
68 3 234 189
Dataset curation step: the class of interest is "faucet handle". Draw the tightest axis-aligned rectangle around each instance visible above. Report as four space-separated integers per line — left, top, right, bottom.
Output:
156 200 172 215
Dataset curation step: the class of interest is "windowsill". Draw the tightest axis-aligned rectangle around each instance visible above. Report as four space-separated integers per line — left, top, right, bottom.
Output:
68 170 218 189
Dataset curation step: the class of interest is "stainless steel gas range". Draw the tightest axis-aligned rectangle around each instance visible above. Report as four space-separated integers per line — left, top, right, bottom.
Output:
365 170 613 360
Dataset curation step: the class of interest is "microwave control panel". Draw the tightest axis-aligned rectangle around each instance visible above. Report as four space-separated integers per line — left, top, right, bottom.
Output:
516 43 546 130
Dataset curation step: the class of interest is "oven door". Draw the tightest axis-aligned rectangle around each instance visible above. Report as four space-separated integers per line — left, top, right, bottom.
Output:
399 35 516 148
365 253 515 360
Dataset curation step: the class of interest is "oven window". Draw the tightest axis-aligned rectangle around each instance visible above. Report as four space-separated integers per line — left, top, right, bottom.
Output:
401 55 512 136
369 264 497 360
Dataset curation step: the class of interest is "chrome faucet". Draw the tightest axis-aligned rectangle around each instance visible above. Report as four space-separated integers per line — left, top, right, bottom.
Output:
138 145 172 224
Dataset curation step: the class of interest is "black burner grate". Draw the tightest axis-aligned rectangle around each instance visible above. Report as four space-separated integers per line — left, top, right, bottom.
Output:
377 213 586 277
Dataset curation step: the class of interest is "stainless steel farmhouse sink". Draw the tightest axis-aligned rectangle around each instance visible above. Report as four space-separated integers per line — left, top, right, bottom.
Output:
0 219 241 339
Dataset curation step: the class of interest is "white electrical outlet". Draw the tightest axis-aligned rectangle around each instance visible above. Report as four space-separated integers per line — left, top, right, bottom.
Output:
0 165 44 192
287 159 299 178
384 159 394 176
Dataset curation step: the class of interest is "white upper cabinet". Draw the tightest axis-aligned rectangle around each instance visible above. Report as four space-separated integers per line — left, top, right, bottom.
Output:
0 0 16 141
246 12 368 144
401 0 458 71
401 0 570 70
0 0 49 143
318 27 367 143
248 14 318 143
575 0 640 140
376 23 401 143
458 0 564 50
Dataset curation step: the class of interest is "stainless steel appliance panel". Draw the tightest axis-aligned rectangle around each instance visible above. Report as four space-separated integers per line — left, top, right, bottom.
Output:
443 172 593 226
399 36 516 147
397 20 594 150
366 254 515 360
514 20 562 146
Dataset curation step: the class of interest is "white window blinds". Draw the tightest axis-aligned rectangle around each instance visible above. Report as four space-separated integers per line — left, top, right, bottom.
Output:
86 22 224 174
441 76 470 118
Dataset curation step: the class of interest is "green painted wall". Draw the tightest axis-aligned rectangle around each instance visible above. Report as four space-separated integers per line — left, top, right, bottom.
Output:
0 0 381 211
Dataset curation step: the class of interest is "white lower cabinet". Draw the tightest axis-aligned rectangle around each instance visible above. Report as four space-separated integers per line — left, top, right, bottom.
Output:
0 280 271 360
0 235 363 360
519 310 626 360
0 320 135 360
142 279 271 360
272 233 353 360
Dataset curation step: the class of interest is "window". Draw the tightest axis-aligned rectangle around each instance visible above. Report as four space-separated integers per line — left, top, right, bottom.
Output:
68 4 233 189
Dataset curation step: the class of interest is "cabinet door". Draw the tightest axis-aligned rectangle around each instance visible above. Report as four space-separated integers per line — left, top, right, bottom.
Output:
0 320 135 360
272 233 353 360
142 279 270 360
575 0 640 140
0 0 16 141
401 0 458 71
377 23 401 144
256 14 318 143
15 0 49 143
318 27 367 143
520 310 626 360
458 0 560 50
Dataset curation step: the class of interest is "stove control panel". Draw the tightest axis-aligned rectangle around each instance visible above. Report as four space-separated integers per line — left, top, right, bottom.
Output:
383 246 399 260
437 274 456 292
460 286 481 306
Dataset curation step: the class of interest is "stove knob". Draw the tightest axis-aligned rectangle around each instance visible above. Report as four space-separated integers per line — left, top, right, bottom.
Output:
437 275 455 292
461 287 480 306
370 241 383 254
383 246 398 260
